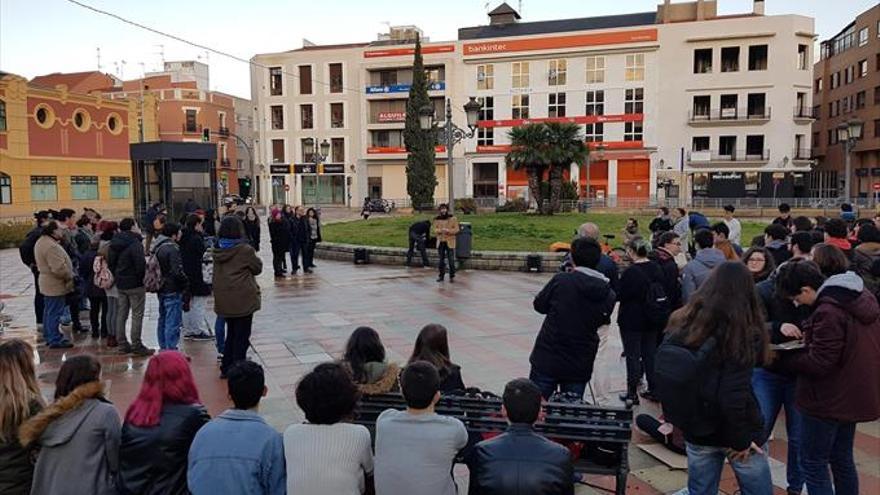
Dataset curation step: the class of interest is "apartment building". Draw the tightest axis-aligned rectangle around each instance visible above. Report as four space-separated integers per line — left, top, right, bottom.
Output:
812 4 880 200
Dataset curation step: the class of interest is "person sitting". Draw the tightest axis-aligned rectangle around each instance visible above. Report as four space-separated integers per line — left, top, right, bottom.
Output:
681 229 726 303
118 351 209 495
188 361 285 495
0 340 46 495
743 247 777 283
764 224 792 267
467 378 573 495
374 361 468 495
283 363 373 495
408 324 465 393
405 220 431 267
343 326 399 395
19 355 121 495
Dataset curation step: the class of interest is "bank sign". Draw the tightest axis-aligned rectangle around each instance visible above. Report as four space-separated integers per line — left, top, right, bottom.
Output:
365 82 445 94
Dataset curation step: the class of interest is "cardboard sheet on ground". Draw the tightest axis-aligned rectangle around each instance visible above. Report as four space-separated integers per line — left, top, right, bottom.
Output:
638 443 688 470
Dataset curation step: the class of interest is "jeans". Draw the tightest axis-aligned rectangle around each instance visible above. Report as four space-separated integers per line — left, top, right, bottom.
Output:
157 292 183 351
752 368 803 493
800 413 858 495
42 295 68 346
106 296 118 340
686 442 773 495
33 271 44 325
621 329 658 392
116 287 146 347
438 242 456 278
215 315 226 355
88 296 108 337
289 242 303 272
221 314 252 374
529 368 586 400
406 234 429 266
182 295 210 336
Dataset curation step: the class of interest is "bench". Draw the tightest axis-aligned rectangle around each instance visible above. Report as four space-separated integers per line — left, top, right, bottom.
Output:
355 393 633 495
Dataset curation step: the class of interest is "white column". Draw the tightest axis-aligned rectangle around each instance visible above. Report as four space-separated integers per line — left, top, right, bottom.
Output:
607 159 619 205
497 160 507 204
570 162 580 195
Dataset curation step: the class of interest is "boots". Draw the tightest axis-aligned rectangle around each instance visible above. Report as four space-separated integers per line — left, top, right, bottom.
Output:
619 385 640 406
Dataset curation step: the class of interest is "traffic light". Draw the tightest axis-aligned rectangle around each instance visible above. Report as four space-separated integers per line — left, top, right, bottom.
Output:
202 128 210 142
244 178 251 187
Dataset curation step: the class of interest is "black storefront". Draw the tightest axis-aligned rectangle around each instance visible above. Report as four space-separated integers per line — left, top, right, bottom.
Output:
130 142 218 220
692 171 810 199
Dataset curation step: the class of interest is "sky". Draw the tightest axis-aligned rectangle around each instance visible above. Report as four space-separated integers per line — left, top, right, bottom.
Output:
1 0 876 99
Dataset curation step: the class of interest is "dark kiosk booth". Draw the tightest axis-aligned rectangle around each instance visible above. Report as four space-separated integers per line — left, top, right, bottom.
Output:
131 142 218 220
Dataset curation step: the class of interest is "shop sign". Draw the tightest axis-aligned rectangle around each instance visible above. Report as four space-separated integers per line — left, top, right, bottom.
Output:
366 82 444 94
711 172 743 180
377 111 406 122
856 168 870 177
294 164 346 174
270 164 291 174
463 29 657 56
871 168 880 177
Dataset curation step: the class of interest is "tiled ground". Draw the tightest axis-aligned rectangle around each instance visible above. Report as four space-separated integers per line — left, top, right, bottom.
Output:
1 229 878 494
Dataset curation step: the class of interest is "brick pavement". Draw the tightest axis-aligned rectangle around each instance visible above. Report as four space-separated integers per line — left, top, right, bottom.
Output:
1 237 878 494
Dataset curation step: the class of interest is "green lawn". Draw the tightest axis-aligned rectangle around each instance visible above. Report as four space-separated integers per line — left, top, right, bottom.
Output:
322 213 768 252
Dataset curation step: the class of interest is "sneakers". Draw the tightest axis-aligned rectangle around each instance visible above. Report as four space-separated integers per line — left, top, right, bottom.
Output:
130 344 155 357
117 343 133 354
184 332 214 341
48 340 74 349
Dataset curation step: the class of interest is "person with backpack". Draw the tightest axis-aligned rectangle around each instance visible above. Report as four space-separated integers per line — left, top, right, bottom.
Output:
656 261 772 495
109 219 154 357
96 222 120 347
20 211 51 334
78 238 108 340
617 237 669 404
150 223 189 352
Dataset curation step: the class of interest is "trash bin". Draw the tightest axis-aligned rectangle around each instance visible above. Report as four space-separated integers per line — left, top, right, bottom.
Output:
456 222 472 259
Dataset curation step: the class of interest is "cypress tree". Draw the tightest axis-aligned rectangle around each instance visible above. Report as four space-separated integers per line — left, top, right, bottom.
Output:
404 35 437 210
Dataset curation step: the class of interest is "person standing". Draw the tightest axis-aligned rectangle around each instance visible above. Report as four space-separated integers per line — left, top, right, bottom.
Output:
180 215 213 341
19 211 51 335
288 206 309 274
96 222 120 347
652 231 683 314
34 221 75 349
304 208 322 271
243 207 261 252
109 219 153 356
681 229 726 303
722 205 743 246
432 204 460 283
405 220 431 267
268 208 291 278
152 223 188 352
773 203 794 230
213 216 262 379
54 208 87 334
79 238 108 340
672 208 691 249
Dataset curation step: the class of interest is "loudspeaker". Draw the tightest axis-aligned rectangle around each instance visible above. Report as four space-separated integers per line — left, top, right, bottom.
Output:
354 248 370 265
525 254 542 272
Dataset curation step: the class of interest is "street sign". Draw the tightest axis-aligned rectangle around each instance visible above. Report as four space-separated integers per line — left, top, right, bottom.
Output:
270 164 291 174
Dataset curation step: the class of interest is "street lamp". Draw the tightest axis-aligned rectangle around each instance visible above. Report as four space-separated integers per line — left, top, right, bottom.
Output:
419 97 481 214
837 118 863 202
585 143 606 202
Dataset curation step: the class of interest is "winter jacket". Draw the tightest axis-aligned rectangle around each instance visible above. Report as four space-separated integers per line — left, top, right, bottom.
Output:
19 225 42 270
118 403 210 495
649 216 673 235
18 381 121 495
34 235 75 297
756 265 812 345
152 235 188 295
440 364 466 393
74 227 93 256
307 217 322 243
765 239 792 267
213 242 262 318
244 219 261 252
289 216 309 245
681 248 726 302
433 215 461 249
558 253 619 294
180 229 211 297
780 272 880 423
109 231 146 290
652 247 682 311
617 260 667 333
409 220 431 238
825 236 854 259
79 248 106 299
467 424 574 495
351 361 401 395
268 219 292 253
0 401 42 495
688 212 710 231
672 217 690 246
851 241 880 296
529 268 616 382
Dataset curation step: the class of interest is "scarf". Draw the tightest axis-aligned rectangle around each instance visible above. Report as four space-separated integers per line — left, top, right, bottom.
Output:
826 236 852 251
218 237 244 249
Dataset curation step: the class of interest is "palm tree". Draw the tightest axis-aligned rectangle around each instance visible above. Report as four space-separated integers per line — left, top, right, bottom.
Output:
543 122 589 214
506 124 549 214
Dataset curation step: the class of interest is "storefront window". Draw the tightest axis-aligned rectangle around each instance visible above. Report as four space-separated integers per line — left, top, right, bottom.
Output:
692 173 709 197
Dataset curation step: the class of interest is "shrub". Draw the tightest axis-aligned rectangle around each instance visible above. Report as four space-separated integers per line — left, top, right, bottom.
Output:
454 198 477 215
0 221 33 248
496 198 529 213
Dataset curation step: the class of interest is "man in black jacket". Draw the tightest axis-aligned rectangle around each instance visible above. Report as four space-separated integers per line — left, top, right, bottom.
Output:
288 206 309 274
467 378 573 495
529 237 616 399
405 220 431 267
180 214 213 341
20 210 51 331
152 222 189 351
109 218 153 356
652 231 683 312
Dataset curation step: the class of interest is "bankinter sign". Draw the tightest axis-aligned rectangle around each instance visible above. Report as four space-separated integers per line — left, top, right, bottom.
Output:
463 29 658 56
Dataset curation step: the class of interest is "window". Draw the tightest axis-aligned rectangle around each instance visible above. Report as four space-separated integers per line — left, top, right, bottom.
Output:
692 136 710 152
625 53 645 81
219 142 228 163
30 176 57 201
694 48 713 73
0 100 6 132
845 66 854 84
585 56 605 84
477 64 494 90
815 78 823 93
184 109 197 133
746 135 765 158
219 112 227 130
300 104 313 129
857 91 866 109
379 70 397 86
797 44 809 70
269 67 283 96
875 86 880 104
585 91 604 116
301 138 315 163
477 127 495 146
860 59 869 77
512 94 529 119
298 65 312 95
624 88 644 114
330 103 344 128
812 132 820 147
426 68 442 85
722 47 740 72
831 72 840 89
875 119 880 138
374 131 390 148
110 177 131 199
860 27 869 47
270 105 284 130
827 130 834 146
720 94 738 119
331 138 344 163
478 97 495 146
548 92 566 118
624 121 643 141
843 96 850 113
0 173 10 204
35 105 53 128
71 176 98 200
719 136 737 156
271 139 285 163
748 45 768 71
747 93 766 118
548 59 567 86
512 62 529 88
584 123 603 142
692 95 710 119
329 63 343 93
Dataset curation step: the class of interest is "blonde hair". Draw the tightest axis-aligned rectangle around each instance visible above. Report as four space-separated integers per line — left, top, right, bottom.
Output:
0 339 44 442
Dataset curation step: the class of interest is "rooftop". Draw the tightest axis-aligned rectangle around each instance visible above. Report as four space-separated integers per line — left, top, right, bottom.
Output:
458 11 657 40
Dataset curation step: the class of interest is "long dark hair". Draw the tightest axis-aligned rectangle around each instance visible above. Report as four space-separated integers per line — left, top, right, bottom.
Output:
343 327 386 383
54 355 102 399
667 262 770 367
408 324 454 375
742 247 776 282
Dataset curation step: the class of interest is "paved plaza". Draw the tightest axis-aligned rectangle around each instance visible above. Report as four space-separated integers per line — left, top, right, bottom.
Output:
1 236 878 494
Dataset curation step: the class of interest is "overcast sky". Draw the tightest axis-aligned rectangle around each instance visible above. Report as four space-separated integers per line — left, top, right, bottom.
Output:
2 0 876 99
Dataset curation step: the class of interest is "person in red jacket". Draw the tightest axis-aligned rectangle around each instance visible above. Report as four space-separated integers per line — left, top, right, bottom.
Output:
775 259 880 495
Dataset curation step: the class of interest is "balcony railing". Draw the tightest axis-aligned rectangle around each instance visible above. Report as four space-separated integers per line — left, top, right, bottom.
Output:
688 107 771 122
220 159 231 167
688 149 771 162
218 127 230 137
793 106 817 119
182 123 202 134
793 148 813 160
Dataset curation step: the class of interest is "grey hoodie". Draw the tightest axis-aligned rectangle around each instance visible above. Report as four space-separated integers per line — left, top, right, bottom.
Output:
818 270 865 296
681 248 727 302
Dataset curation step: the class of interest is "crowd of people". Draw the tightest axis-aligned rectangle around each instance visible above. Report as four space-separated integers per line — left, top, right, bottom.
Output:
267 205 322 278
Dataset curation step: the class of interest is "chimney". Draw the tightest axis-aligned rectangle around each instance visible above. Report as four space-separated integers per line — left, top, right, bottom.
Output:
696 0 706 21
753 0 765 16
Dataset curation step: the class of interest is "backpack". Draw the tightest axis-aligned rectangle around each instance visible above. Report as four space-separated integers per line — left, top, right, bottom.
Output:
645 280 671 328
92 255 114 290
654 336 718 437
19 229 40 267
143 248 165 293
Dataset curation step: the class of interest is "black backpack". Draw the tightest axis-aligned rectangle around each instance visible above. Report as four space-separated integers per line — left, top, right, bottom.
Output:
19 228 41 267
654 335 718 437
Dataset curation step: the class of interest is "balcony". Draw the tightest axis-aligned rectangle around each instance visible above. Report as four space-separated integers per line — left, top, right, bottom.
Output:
792 148 813 161
182 123 203 134
218 127 230 138
687 149 770 164
220 159 231 168
793 106 817 123
688 108 771 127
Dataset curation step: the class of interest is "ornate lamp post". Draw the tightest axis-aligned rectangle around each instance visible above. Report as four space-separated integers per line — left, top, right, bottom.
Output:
836 119 863 202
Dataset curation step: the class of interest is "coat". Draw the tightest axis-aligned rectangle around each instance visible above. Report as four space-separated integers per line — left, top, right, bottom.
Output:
289 216 308 245
433 215 461 249
780 272 880 423
617 260 666 333
467 424 574 495
213 242 262 318
18 381 121 495
851 241 880 296
243 219 261 251
179 229 211 297
681 248 726 302
152 235 188 294
268 219 292 254
34 234 75 297
109 231 146 291
529 268 616 382
0 401 42 495
353 361 401 395
765 239 792 267
118 404 210 495
79 248 106 299
652 247 682 311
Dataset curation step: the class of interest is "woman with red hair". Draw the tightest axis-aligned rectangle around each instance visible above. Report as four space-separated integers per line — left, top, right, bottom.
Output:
117 351 209 495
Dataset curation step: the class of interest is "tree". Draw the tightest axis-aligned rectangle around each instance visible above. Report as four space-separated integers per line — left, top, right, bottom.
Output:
506 124 550 214
543 122 589 214
404 36 436 210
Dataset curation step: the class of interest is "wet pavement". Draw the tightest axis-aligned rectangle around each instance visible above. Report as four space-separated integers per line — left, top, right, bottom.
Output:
1 230 878 494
